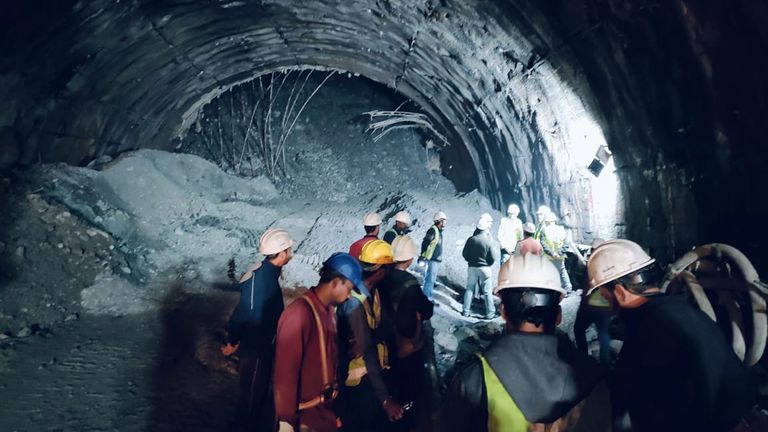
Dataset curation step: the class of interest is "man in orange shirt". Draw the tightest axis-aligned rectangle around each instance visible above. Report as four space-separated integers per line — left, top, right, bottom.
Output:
514 223 543 256
349 212 382 260
273 253 365 432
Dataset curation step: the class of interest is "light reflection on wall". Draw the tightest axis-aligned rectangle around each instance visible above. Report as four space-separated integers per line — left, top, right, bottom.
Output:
560 114 622 242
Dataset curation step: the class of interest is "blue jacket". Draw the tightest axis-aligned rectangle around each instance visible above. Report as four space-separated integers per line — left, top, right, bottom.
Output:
226 259 284 354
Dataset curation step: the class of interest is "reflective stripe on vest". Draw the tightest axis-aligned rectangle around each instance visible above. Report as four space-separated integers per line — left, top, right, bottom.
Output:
422 225 440 260
345 290 389 386
476 353 528 432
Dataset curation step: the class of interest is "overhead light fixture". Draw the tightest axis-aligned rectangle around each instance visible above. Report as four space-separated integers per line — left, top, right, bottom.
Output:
587 145 612 177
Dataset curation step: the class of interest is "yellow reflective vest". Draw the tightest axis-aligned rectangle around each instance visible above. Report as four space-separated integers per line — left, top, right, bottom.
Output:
345 290 390 386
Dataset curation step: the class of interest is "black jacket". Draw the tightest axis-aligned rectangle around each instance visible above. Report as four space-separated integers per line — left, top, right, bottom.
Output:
380 269 434 339
383 225 409 244
613 294 756 432
442 332 609 432
462 229 498 268
226 260 283 354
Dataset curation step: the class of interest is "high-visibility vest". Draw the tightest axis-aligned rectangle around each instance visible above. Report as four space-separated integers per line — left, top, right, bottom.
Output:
421 225 441 260
477 353 528 432
345 290 390 386
541 224 566 259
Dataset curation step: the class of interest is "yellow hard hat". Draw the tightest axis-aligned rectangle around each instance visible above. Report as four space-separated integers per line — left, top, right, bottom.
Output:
359 239 395 265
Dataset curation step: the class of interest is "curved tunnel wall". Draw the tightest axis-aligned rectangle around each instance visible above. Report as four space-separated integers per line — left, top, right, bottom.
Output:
1 0 766 268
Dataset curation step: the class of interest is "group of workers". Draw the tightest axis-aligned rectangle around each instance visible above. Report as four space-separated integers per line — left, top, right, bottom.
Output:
221 206 760 432
461 203 573 320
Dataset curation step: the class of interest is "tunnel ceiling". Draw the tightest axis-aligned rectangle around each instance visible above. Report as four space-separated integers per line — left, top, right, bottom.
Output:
1 0 767 266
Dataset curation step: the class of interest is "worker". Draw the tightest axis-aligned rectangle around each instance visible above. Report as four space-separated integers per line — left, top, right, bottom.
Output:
380 235 434 429
221 228 294 432
540 212 573 294
350 212 383 260
419 211 447 304
573 238 613 365
443 254 610 431
337 240 404 431
533 205 551 240
273 252 364 432
462 213 499 319
497 204 523 265
513 223 542 256
587 239 757 431
383 211 412 244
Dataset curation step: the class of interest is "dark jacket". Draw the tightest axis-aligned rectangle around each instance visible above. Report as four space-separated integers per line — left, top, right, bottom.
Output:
383 225 409 244
443 332 610 432
379 268 434 357
462 228 498 268
420 224 444 262
614 294 756 432
337 292 392 404
226 260 283 353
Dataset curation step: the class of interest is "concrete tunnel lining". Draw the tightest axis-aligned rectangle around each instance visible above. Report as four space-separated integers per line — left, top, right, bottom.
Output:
2 0 608 220
2 0 768 268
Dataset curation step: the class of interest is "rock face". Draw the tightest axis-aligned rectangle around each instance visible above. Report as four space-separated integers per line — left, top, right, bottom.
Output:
2 1 766 268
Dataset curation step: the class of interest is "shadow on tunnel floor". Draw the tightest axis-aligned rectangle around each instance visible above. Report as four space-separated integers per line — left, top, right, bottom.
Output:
147 283 240 432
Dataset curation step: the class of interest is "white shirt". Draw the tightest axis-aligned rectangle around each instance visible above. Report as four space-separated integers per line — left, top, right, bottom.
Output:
497 216 523 252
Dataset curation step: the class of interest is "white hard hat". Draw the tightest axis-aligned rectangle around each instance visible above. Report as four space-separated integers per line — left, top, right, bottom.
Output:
259 228 295 255
544 212 557 223
391 235 419 262
433 211 448 221
394 211 412 226
536 205 551 216
494 253 565 296
477 213 493 230
363 212 382 226
523 222 536 234
587 239 656 295
507 204 520 214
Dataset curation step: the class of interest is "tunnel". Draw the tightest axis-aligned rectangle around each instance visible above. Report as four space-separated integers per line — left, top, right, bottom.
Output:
1 0 767 430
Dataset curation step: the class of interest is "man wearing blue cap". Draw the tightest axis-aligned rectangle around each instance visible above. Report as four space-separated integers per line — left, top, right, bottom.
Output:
274 253 366 432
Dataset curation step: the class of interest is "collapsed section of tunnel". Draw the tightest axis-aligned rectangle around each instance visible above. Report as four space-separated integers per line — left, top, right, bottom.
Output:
4 0 766 268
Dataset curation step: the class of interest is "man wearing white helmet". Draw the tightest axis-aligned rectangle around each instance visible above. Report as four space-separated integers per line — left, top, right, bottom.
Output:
497 204 523 265
587 239 756 431
540 212 573 294
221 228 294 432
349 212 383 260
383 211 412 244
380 235 434 428
419 211 447 303
462 213 499 319
443 254 609 431
533 205 551 240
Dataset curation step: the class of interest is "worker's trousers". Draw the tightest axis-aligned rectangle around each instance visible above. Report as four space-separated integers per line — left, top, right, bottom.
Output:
423 260 439 301
554 259 573 292
463 266 494 318
237 351 276 432
574 308 612 365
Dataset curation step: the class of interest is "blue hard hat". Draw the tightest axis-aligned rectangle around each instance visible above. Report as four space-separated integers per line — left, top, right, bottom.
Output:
322 252 369 297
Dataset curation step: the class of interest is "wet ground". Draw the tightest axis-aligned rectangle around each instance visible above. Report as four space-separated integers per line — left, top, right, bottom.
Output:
0 293 241 432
